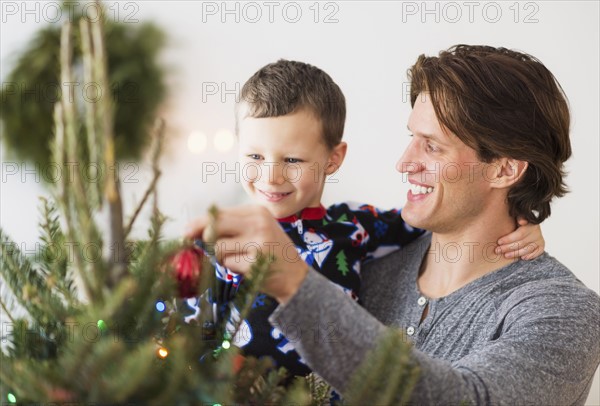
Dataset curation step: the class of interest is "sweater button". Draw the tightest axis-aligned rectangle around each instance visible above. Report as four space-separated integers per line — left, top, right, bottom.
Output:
417 296 427 306
407 326 415 336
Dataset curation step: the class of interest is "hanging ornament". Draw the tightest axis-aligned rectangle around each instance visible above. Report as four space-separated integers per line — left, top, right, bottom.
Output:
167 245 206 298
233 354 245 374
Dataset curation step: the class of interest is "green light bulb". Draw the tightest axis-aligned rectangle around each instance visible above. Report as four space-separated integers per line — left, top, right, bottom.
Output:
97 319 107 331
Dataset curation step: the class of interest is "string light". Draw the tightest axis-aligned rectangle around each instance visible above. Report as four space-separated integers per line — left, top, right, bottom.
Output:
213 129 234 152
157 346 169 359
188 131 208 154
155 300 166 312
97 319 107 331
7 393 16 404
221 340 231 350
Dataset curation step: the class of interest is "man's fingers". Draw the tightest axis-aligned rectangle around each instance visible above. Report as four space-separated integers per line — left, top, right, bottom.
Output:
185 216 210 239
212 206 274 237
213 237 259 271
185 205 264 239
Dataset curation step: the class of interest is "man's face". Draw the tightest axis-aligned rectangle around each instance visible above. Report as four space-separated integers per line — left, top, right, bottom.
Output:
397 92 498 234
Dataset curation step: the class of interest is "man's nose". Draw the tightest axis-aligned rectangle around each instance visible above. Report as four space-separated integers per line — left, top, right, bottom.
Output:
396 140 425 174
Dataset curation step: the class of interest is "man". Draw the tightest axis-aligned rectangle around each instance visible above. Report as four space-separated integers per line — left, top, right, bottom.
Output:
187 45 600 404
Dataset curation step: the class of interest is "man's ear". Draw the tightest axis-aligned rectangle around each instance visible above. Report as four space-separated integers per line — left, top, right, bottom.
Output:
489 157 529 189
326 142 347 176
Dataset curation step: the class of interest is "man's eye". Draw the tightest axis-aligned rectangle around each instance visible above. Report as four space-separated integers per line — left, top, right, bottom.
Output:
285 158 302 164
426 143 439 153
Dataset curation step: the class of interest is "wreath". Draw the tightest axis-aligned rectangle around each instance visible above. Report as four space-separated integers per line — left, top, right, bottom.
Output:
0 3 167 179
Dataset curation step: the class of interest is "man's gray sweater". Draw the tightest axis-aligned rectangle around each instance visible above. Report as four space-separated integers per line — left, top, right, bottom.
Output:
270 233 600 405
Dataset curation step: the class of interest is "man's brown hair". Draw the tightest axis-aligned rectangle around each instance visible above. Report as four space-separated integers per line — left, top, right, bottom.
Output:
235 59 346 149
409 44 572 224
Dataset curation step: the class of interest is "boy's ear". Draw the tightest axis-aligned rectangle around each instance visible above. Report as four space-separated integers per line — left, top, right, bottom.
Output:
325 142 347 176
489 157 528 189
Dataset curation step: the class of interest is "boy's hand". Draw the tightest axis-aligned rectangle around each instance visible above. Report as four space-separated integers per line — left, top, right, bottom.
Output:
185 205 309 304
496 217 545 260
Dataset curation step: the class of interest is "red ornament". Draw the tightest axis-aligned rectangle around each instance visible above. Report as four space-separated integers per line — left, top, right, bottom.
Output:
46 387 75 402
233 353 246 374
170 246 205 298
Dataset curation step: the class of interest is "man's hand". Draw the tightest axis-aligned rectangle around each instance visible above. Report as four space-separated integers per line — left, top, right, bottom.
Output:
185 205 309 304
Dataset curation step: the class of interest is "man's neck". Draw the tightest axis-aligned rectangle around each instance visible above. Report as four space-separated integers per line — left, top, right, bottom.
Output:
418 215 519 299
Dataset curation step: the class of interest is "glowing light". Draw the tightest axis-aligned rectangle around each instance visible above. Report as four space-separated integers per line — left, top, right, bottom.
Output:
155 301 166 312
157 347 169 359
7 393 16 403
213 129 234 152
97 320 107 331
188 131 208 154
221 340 231 350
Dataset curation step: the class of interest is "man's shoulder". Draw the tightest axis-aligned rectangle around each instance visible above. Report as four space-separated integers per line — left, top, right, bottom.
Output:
496 253 600 319
503 252 592 291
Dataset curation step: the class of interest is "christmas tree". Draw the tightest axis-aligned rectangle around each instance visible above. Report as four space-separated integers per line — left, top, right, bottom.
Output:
0 4 419 404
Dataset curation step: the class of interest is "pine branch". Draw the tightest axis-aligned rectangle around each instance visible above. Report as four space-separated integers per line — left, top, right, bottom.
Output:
124 119 165 239
0 295 17 324
0 230 41 321
37 197 77 307
57 277 137 392
79 17 103 210
233 255 273 327
56 22 98 302
306 373 333 405
101 341 156 402
119 212 170 337
89 13 127 288
343 329 420 405
82 340 127 401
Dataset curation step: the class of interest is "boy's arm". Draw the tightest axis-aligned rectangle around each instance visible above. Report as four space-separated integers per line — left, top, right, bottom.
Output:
331 202 424 256
338 203 546 261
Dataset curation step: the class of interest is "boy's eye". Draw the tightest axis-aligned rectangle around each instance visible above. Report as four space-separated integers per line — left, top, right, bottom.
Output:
247 154 262 160
284 158 302 164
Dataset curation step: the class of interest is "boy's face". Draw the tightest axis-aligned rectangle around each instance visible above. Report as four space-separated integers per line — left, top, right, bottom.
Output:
237 108 345 219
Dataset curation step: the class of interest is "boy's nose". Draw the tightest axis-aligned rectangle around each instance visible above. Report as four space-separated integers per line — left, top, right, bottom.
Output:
264 162 286 185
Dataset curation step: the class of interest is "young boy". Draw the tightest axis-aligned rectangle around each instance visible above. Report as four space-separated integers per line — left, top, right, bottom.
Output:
185 60 544 378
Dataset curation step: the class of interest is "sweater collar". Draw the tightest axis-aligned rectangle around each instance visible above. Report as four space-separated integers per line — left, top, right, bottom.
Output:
277 205 326 223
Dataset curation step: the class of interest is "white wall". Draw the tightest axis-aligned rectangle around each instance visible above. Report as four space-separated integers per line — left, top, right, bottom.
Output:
1 1 598 403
